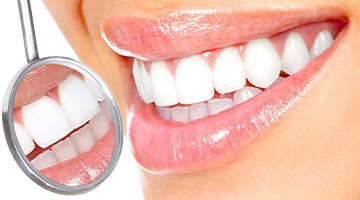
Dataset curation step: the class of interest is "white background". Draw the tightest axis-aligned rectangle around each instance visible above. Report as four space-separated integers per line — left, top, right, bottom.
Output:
0 1 143 199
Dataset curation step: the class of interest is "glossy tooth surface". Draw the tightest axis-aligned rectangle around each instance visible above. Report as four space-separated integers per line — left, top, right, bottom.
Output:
85 78 104 101
151 61 179 106
176 55 214 104
171 106 190 123
14 123 35 155
310 30 333 59
281 32 311 75
58 75 100 128
244 38 281 88
89 105 112 140
156 106 172 121
31 150 58 171
208 98 234 115
72 125 96 154
189 103 208 121
133 60 147 102
233 86 262 105
141 62 155 103
22 96 72 148
52 137 79 163
214 47 246 94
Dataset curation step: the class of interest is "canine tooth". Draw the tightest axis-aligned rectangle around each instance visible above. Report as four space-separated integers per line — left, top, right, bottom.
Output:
233 86 262 105
156 106 172 121
266 77 286 90
133 60 147 102
89 105 112 140
140 62 155 103
151 61 179 106
58 74 100 128
208 98 234 115
14 123 35 155
31 150 58 171
214 47 246 94
281 32 311 75
171 106 190 123
22 96 72 148
310 30 333 59
85 78 104 101
189 103 208 121
52 137 79 163
72 125 96 154
176 55 214 104
244 38 281 88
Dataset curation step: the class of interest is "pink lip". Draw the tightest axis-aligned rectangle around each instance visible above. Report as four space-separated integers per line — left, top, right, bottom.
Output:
102 9 348 173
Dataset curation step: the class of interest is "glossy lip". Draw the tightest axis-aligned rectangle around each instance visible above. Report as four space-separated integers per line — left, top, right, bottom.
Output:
101 9 348 173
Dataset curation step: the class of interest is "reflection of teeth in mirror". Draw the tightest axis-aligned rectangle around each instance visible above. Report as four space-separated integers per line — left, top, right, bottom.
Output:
85 78 105 102
30 104 113 171
14 123 35 155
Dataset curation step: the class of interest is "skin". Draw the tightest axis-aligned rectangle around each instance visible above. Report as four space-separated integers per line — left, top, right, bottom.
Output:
43 0 360 199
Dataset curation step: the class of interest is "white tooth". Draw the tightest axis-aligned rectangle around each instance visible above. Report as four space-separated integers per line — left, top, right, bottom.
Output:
214 47 246 94
244 38 281 88
133 60 147 102
58 74 100 128
89 105 112 140
281 32 311 75
14 123 35 155
171 106 190 123
310 30 333 59
151 61 179 106
176 55 214 104
51 137 79 163
266 77 286 90
100 101 112 121
156 106 172 121
189 103 208 121
31 150 58 171
233 86 262 105
22 96 72 148
208 98 234 115
140 62 155 103
85 77 105 101
71 125 96 154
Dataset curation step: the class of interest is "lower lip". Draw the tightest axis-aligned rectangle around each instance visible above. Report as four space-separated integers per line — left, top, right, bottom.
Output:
126 27 347 174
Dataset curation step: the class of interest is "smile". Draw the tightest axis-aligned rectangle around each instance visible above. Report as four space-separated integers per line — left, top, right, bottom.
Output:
102 9 347 173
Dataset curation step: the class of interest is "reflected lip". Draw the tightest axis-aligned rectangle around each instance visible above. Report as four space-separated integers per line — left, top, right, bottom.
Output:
101 8 348 173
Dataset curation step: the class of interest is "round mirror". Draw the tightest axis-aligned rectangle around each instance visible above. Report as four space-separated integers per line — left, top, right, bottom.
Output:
2 56 122 194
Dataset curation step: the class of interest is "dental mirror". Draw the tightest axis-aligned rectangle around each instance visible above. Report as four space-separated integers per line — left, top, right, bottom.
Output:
2 0 122 194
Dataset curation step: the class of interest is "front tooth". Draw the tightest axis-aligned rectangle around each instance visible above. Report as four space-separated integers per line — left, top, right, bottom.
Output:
14 123 35 155
71 125 96 154
171 106 190 123
151 61 179 106
214 47 246 94
58 74 100 128
244 38 281 88
189 103 208 121
208 98 234 115
176 55 214 104
22 96 72 148
156 106 172 121
31 150 58 170
281 32 311 75
233 86 262 105
310 30 333 59
51 137 79 163
89 105 112 140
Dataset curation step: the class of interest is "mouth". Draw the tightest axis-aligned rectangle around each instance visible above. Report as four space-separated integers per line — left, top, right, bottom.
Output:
102 9 348 173
13 65 114 186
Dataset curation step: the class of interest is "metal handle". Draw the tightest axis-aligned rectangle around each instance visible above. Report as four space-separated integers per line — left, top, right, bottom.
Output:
18 0 39 62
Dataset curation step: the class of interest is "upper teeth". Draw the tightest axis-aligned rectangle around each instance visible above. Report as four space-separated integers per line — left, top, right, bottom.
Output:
133 30 334 117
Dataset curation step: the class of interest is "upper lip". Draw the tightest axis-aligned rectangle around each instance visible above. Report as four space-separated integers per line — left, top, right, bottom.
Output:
101 7 346 61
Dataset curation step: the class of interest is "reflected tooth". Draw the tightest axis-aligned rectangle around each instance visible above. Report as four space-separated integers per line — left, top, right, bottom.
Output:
22 96 72 148
72 125 96 154
189 103 208 121
233 86 262 105
85 78 104 101
151 61 179 106
171 106 190 123
156 106 172 121
89 105 112 140
31 150 58 171
58 74 100 128
244 38 281 88
281 32 311 75
266 77 286 90
52 137 79 163
176 55 214 104
14 123 35 155
214 47 246 94
208 98 234 115
310 30 333 59
140 62 155 103
100 101 112 121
